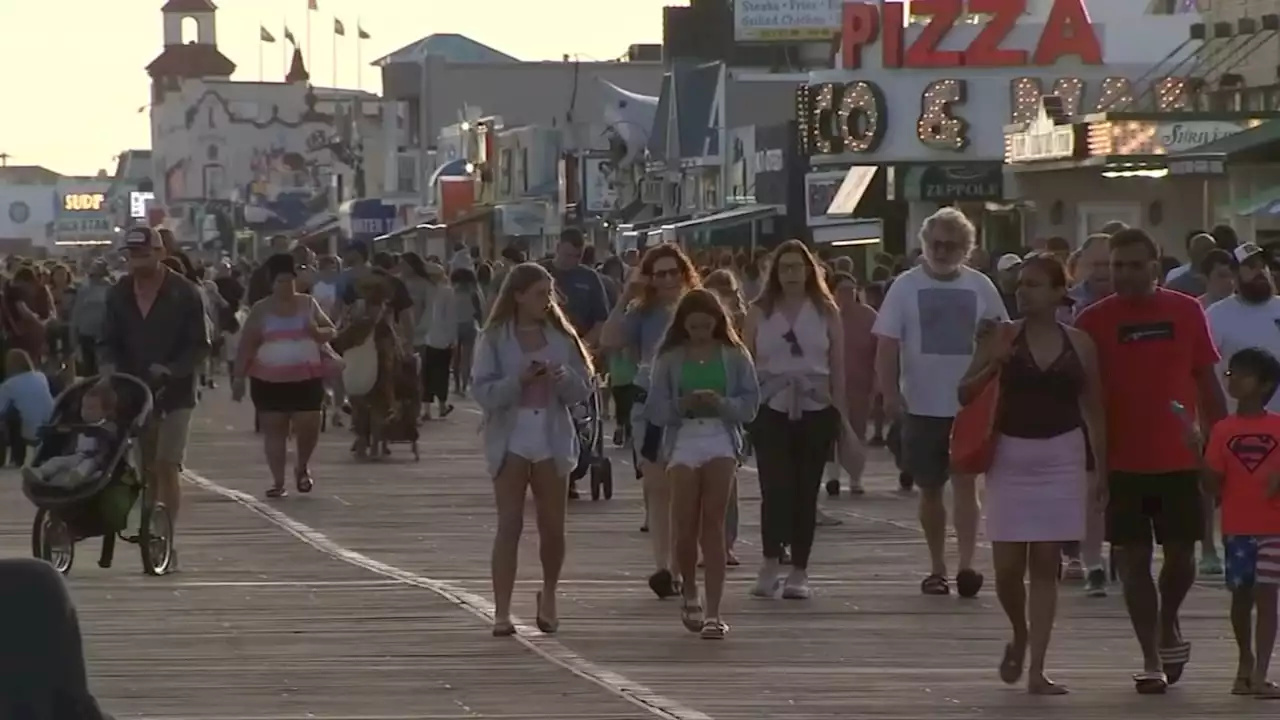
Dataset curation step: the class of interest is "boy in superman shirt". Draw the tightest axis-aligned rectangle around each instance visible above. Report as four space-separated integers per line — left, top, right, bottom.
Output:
1203 347 1280 697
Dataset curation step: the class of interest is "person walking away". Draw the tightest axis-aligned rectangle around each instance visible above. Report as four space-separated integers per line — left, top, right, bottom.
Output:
829 272 877 496
451 267 485 397
99 227 210 570
232 253 335 497
745 239 846 599
645 288 758 638
1204 242 1280 576
1074 226 1225 694
1202 347 1280 697
1165 231 1219 296
70 260 113 377
873 208 1009 598
599 244 699 596
3 266 52 467
310 256 344 426
194 264 227 389
1198 248 1236 309
417 262 457 419
961 255 1106 694
47 264 77 370
470 263 594 636
704 269 748 564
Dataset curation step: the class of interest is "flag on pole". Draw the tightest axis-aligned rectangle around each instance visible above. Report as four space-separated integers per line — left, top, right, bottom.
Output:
308 0 318 10
334 18 346 36
357 25 370 40
284 26 297 45
260 26 276 43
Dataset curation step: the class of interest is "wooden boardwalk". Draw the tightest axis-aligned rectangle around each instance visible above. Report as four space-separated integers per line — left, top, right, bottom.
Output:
1 391 1276 719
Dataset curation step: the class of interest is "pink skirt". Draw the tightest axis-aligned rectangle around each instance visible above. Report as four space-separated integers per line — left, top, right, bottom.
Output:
984 429 1087 543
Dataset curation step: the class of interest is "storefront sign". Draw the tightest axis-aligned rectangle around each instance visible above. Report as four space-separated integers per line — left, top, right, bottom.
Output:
733 0 840 42
1006 101 1079 163
62 192 106 212
129 191 155 219
841 0 1102 70
1156 121 1246 153
914 164 1003 201
805 170 855 227
1167 154 1227 177
348 199 398 242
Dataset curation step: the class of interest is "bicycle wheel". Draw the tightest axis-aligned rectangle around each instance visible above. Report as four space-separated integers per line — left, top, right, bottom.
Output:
32 508 75 575
139 501 173 576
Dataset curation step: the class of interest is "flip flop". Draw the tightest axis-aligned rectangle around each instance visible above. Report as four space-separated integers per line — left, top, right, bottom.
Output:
1134 670 1169 695
535 591 559 634
999 643 1024 685
680 598 704 633
1160 641 1191 685
491 620 516 637
1233 677 1255 696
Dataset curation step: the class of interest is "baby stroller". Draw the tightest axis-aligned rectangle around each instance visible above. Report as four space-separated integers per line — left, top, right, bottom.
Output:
569 382 613 501
23 374 175 576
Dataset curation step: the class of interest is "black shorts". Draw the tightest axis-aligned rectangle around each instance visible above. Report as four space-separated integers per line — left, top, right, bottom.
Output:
250 378 326 414
1106 470 1204 547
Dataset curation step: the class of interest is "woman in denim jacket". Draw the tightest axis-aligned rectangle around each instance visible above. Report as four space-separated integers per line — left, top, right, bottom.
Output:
644 289 759 639
471 263 594 637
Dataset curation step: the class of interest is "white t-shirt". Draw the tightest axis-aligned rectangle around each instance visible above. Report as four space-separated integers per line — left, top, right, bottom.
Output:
312 281 338 317
1206 295 1280 413
871 265 1008 418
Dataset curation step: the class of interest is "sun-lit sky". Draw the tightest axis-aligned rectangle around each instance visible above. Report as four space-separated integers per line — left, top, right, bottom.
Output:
0 0 668 177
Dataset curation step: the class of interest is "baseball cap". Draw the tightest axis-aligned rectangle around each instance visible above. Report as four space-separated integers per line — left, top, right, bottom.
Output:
122 226 163 250
996 253 1023 272
1234 242 1264 265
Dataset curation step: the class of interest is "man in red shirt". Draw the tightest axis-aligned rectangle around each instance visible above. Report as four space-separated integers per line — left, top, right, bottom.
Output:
1075 227 1226 694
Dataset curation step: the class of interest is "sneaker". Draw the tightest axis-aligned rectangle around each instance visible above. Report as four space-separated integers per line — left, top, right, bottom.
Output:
1084 568 1107 597
782 568 812 600
816 509 843 527
847 477 865 495
751 559 781 598
1063 558 1085 581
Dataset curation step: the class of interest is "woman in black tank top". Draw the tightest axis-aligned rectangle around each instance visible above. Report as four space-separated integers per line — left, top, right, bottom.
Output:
958 254 1107 695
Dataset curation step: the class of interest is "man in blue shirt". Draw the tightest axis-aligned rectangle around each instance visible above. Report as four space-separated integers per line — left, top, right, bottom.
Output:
543 228 609 345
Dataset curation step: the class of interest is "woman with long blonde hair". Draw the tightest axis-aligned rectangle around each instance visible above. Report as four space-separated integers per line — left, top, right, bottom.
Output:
600 243 700 599
744 239 846 600
646 289 758 638
703 269 746 564
471 263 594 636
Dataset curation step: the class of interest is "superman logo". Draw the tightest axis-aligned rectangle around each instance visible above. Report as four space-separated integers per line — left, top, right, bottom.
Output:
1228 434 1278 473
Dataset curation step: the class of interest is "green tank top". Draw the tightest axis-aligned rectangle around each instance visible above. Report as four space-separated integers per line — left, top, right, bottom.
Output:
680 353 727 394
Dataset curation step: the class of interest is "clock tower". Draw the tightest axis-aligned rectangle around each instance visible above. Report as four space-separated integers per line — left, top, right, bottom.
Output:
146 0 236 91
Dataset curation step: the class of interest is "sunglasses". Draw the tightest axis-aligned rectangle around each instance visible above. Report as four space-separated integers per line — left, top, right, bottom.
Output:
783 329 803 357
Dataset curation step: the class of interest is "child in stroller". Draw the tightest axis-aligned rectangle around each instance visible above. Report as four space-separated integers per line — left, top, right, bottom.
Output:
22 379 116 490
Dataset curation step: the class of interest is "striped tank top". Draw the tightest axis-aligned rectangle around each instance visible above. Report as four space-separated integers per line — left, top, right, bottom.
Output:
249 304 324 383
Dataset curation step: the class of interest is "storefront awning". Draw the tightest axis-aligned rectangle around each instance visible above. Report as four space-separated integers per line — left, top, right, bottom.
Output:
429 158 472 187
1231 185 1280 216
1175 120 1280 163
668 204 779 234
826 165 877 217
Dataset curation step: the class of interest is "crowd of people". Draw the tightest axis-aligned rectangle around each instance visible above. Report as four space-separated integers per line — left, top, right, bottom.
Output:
9 208 1280 715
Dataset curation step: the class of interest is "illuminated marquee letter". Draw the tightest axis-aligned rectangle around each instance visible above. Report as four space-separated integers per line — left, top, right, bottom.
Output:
1095 77 1135 112
795 85 816 156
917 79 969 151
1009 76 1085 125
838 81 888 153
1033 0 1103 66
813 83 840 155
1155 77 1191 112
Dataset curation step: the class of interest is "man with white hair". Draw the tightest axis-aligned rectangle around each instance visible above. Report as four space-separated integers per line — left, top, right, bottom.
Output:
873 208 1008 597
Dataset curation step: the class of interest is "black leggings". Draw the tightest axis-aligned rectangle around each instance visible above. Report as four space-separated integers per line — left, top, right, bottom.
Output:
610 384 636 438
419 345 452 404
753 405 840 570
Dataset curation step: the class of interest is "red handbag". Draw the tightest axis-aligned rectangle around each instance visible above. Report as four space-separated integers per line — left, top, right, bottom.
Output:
949 324 1017 474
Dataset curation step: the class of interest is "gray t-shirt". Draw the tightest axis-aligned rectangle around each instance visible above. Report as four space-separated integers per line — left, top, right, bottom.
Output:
622 304 674 365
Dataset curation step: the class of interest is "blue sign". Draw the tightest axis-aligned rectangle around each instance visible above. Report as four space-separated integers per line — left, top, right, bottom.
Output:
349 199 398 242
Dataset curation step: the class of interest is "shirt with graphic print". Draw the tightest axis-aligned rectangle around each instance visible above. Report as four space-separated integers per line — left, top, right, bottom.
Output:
1206 411 1280 536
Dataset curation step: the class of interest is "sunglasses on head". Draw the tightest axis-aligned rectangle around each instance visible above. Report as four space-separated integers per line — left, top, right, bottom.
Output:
783 329 803 357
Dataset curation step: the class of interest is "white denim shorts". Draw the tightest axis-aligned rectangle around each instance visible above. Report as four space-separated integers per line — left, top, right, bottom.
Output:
507 407 552 463
668 419 735 468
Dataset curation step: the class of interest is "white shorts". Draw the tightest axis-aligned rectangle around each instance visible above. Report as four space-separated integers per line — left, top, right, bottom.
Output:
668 419 735 468
507 408 552 463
